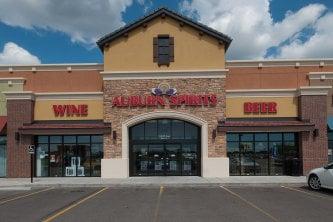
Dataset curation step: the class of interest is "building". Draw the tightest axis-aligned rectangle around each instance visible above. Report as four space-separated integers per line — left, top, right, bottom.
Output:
0 8 332 178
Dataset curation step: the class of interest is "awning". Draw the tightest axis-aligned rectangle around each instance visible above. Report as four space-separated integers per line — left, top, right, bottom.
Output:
328 116 333 131
0 116 7 134
19 122 111 135
218 120 315 132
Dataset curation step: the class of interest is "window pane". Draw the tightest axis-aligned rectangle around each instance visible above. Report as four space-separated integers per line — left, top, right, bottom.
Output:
145 120 158 140
227 134 239 142
131 123 144 140
255 133 267 141
328 131 333 140
77 136 90 143
38 136 48 144
185 123 198 139
0 136 6 144
269 141 283 175
240 134 253 142
158 46 169 55
255 141 268 175
182 144 199 176
171 120 184 139
64 136 76 143
131 145 148 176
91 144 103 176
269 133 282 141
50 144 62 177
158 54 170 64
284 133 295 141
36 144 49 177
0 144 6 177
77 144 91 176
227 142 240 175
158 119 171 140
50 136 62 144
63 144 76 176
158 37 169 46
91 135 103 143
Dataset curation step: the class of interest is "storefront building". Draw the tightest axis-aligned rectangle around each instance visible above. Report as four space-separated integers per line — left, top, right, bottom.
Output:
0 8 332 178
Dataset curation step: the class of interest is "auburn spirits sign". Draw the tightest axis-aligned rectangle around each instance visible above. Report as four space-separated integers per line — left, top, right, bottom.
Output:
244 102 277 114
53 104 88 117
112 95 217 107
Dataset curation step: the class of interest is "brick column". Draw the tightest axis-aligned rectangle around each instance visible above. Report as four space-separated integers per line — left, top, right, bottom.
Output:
298 87 330 175
5 93 34 178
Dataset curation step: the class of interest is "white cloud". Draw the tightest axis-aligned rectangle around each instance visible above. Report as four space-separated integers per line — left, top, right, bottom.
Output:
137 0 153 13
180 0 328 59
275 13 333 58
0 42 41 65
0 0 133 45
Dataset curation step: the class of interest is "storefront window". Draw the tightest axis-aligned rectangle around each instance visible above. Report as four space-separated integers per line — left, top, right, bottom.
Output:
328 131 333 163
0 136 7 177
227 133 299 176
36 135 103 177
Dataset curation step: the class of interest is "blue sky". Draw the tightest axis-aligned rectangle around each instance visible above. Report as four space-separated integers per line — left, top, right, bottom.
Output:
0 0 332 64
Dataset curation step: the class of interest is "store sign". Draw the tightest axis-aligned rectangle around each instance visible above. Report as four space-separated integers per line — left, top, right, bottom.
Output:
53 104 88 117
244 102 277 114
112 83 217 108
112 94 217 107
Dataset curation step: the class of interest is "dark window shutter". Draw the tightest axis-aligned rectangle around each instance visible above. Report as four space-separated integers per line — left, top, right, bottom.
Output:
153 37 158 62
169 37 174 62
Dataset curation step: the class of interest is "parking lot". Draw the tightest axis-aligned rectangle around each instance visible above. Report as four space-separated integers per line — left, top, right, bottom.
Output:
0 185 332 222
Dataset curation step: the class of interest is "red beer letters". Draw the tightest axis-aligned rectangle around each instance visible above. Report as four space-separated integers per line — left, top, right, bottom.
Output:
112 95 217 107
53 104 88 117
244 102 277 114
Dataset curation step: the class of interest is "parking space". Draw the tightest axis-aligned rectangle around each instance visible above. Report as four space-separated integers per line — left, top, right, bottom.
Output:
0 186 332 222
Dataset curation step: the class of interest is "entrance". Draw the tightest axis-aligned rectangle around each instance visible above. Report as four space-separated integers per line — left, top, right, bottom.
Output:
129 119 201 176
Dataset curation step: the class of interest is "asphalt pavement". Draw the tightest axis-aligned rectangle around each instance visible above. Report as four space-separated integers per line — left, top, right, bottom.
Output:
0 186 332 222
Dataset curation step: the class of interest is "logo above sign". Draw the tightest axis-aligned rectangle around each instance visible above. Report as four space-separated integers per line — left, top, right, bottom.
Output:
151 82 177 96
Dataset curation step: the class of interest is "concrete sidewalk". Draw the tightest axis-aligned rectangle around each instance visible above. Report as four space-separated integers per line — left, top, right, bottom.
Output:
0 176 307 189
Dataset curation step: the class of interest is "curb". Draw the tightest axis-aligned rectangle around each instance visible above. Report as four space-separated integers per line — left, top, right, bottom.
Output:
0 182 307 189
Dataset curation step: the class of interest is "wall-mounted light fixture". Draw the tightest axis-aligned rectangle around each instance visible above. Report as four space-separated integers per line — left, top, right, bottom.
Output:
112 130 117 140
15 132 20 141
313 129 319 137
212 129 217 140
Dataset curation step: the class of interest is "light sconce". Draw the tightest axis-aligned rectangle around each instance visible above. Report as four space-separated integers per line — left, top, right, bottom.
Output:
212 129 217 140
112 130 117 140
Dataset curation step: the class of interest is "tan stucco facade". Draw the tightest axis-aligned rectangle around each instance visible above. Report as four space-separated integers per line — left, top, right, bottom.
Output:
103 17 225 71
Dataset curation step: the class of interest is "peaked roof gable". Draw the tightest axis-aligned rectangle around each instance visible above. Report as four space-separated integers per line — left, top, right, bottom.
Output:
96 7 232 51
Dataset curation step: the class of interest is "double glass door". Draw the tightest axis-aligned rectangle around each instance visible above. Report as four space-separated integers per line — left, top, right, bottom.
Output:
131 143 199 176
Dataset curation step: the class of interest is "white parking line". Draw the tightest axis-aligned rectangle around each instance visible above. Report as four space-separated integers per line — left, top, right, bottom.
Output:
220 186 279 222
281 186 333 201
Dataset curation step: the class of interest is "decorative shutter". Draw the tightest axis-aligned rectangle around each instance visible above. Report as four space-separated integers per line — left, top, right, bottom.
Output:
153 37 158 63
169 37 174 62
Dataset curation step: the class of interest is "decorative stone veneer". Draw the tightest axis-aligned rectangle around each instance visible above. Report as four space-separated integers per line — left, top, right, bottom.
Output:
299 95 328 175
103 78 226 159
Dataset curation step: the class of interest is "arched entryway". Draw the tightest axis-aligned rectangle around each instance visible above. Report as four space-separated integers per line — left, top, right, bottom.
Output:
129 118 201 176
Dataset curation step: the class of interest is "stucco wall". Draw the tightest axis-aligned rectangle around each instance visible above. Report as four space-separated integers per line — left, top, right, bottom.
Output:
104 16 225 71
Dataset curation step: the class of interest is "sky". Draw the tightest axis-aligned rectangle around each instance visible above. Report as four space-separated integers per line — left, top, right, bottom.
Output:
0 0 333 65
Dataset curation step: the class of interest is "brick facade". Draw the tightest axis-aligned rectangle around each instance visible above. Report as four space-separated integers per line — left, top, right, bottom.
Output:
103 78 226 159
7 99 34 177
299 95 328 175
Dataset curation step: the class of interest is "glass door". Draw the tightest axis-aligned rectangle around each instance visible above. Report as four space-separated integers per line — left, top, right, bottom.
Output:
148 144 165 176
0 143 6 177
165 144 181 176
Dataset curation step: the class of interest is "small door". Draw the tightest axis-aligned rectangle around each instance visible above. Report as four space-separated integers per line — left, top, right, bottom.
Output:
165 144 181 176
148 144 165 176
